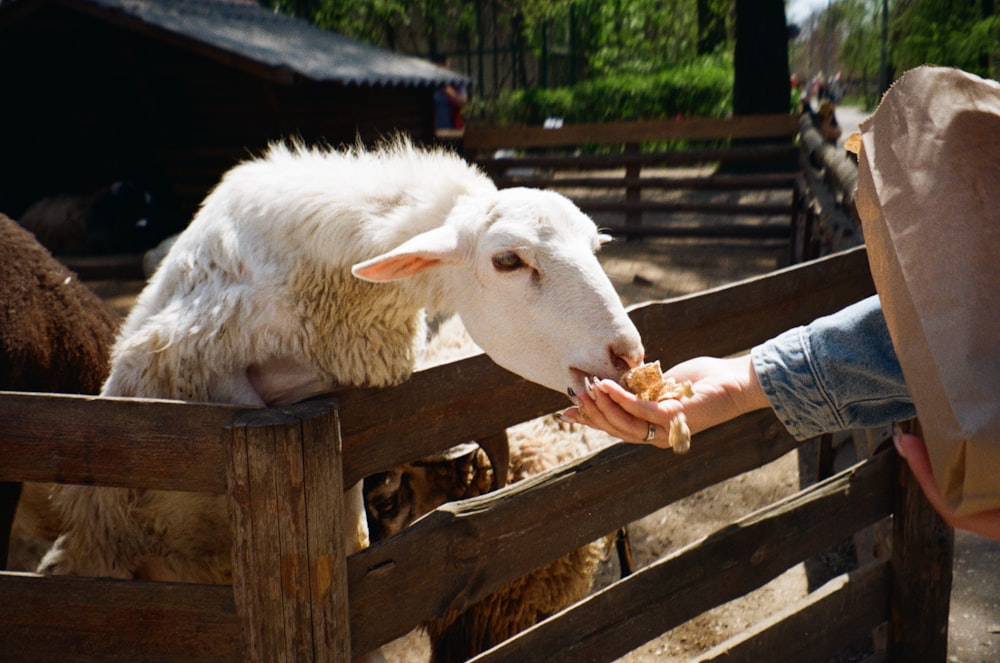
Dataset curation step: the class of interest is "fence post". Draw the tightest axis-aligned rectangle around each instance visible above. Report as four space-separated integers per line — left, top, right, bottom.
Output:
887 421 954 661
224 397 352 662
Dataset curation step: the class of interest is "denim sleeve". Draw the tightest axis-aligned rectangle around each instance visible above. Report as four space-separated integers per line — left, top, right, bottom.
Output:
750 295 915 440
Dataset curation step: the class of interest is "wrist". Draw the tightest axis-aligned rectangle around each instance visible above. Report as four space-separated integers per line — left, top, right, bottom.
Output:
737 354 771 414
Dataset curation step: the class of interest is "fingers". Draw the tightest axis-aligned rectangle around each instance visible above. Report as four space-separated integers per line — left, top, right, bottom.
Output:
893 431 951 516
894 430 1000 541
560 378 681 449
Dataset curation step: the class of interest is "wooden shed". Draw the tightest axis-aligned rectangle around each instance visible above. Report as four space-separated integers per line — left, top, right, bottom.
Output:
0 0 466 231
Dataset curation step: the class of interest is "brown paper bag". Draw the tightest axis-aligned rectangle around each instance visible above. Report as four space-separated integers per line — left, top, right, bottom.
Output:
856 66 1000 516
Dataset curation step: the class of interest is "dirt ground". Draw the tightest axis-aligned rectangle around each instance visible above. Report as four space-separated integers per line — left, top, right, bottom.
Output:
88 234 998 662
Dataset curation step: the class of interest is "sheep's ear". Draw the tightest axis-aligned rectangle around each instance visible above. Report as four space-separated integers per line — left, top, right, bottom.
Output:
352 225 461 282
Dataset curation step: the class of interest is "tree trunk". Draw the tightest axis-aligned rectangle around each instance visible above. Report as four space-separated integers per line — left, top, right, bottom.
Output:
733 0 791 116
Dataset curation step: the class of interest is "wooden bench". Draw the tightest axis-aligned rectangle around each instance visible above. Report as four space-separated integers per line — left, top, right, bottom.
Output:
463 114 802 241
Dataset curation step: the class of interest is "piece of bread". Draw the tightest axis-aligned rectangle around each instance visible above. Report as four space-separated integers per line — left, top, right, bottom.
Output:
619 360 694 453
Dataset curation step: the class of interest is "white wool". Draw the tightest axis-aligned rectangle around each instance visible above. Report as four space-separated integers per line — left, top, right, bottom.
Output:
40 139 642 610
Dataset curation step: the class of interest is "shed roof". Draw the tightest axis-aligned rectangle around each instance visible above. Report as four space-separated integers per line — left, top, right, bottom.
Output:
1 0 466 87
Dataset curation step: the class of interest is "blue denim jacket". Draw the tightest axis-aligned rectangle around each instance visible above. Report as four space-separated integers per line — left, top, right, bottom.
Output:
751 295 915 440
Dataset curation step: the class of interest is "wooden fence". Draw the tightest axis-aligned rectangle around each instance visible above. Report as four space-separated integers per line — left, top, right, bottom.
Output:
0 245 953 662
463 114 802 242
795 112 865 259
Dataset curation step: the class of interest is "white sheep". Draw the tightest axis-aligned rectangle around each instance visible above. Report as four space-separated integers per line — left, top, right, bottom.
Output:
38 140 644 635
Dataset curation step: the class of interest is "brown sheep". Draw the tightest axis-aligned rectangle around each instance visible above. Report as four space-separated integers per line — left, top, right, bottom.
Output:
0 213 120 569
365 359 616 663
17 181 170 256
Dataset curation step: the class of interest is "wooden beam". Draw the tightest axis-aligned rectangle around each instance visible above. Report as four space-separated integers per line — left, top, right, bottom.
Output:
225 398 352 662
477 144 798 171
0 572 239 663
628 245 874 369
887 421 953 661
0 392 246 492
578 199 793 216
695 561 890 662
596 222 791 240
464 114 799 152
347 410 799 654
494 173 799 191
468 451 896 663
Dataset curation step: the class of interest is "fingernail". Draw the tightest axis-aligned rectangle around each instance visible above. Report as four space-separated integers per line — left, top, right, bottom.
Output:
892 423 907 459
556 409 578 424
584 376 595 399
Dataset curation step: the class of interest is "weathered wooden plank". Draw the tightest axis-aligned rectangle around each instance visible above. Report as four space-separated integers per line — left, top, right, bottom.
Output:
0 392 247 492
799 113 858 207
335 246 872 485
495 173 799 191
0 572 239 663
477 144 798 172
464 114 800 151
629 244 874 367
578 198 793 216
347 409 799 654
56 253 146 280
224 397 351 663
597 222 791 240
887 422 953 661
300 402 355 661
468 450 896 663
695 561 890 662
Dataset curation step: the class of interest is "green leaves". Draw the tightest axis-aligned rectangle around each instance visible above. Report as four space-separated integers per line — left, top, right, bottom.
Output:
486 56 732 126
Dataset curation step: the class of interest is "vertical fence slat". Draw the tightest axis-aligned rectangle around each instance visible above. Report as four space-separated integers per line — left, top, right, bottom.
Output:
300 401 353 660
225 397 350 663
887 421 954 661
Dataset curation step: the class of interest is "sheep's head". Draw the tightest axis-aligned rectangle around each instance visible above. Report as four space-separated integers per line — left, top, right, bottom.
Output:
363 442 493 541
352 187 644 396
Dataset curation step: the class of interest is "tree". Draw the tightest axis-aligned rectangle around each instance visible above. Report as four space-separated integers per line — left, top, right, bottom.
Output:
696 0 728 55
838 0 884 103
892 0 999 78
732 0 790 115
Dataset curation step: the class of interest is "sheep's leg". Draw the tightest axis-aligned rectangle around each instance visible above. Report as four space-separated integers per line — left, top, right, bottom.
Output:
247 357 332 407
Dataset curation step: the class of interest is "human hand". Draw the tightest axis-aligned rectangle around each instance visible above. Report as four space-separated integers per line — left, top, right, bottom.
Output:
560 354 771 448
893 430 1000 541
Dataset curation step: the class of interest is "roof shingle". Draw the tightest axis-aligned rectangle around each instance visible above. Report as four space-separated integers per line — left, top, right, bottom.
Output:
10 0 468 87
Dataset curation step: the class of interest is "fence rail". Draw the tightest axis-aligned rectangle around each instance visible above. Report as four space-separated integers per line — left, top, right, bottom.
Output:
0 250 952 659
464 114 802 241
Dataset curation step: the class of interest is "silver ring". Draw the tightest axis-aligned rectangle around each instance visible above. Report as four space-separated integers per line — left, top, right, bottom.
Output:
644 423 656 442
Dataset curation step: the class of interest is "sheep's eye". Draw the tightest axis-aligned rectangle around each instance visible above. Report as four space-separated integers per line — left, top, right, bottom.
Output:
374 495 398 516
492 251 524 272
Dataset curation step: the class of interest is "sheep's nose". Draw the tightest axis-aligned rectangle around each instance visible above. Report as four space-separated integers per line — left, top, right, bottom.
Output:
610 342 644 373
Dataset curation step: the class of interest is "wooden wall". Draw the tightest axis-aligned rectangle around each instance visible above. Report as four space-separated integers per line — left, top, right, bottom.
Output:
0 3 437 230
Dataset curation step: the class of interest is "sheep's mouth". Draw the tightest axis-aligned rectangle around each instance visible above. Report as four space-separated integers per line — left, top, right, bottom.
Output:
567 367 615 400
566 368 587 400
